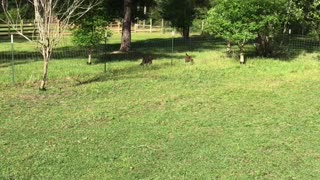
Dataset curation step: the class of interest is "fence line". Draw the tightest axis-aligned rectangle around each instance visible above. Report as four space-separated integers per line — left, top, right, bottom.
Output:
0 33 319 84
0 34 318 62
107 19 205 33
0 21 38 38
0 19 205 35
0 21 74 38
108 20 167 33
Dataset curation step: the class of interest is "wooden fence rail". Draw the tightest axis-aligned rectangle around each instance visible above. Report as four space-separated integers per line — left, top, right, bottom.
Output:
0 19 203 37
108 19 174 33
108 19 205 33
0 21 38 38
0 22 73 39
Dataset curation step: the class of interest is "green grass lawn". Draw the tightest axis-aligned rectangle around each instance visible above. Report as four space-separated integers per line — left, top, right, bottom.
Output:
1 33 320 179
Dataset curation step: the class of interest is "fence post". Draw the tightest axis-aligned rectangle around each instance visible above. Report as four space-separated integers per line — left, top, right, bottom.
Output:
8 25 11 38
171 30 175 65
201 20 204 34
161 19 164 34
149 19 152 33
32 20 36 40
117 21 121 33
20 20 24 34
11 34 15 83
134 24 138 33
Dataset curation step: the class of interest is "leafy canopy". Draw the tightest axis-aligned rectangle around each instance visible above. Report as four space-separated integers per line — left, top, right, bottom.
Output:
205 0 286 48
72 15 112 50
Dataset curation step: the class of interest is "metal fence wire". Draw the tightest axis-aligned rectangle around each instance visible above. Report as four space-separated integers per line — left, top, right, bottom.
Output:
0 33 319 83
1 35 319 59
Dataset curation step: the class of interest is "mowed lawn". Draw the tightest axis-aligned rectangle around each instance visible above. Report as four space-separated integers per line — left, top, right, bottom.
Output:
1 34 320 179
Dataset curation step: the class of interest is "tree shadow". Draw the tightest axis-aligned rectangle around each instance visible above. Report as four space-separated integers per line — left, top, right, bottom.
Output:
96 50 188 64
75 62 174 86
95 35 226 63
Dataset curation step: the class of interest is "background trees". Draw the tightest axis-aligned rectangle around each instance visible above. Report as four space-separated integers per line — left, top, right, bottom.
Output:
0 1 34 39
292 0 320 39
72 14 112 64
101 0 156 51
157 0 196 39
157 0 210 39
205 0 289 57
205 0 255 54
0 1 33 20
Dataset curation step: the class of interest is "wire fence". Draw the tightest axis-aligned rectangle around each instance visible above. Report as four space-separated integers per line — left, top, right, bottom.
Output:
0 33 319 84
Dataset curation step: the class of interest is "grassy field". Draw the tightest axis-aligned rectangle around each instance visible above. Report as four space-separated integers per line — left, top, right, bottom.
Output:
1 33 320 179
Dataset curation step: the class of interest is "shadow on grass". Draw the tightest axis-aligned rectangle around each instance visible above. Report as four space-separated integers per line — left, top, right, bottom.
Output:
75 62 173 86
0 35 224 62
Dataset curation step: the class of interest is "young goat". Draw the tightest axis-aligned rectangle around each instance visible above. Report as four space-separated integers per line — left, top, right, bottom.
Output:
140 56 153 65
185 53 194 64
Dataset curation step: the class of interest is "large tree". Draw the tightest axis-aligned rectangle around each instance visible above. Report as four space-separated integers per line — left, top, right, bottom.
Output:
158 0 195 39
103 0 155 52
205 0 287 57
119 0 132 51
157 0 209 39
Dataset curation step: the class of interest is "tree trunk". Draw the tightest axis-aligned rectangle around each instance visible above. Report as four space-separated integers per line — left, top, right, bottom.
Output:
182 26 190 40
256 34 272 57
238 43 244 54
119 0 132 52
39 50 50 90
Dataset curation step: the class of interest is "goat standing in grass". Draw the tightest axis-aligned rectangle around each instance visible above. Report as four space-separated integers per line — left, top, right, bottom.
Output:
140 56 154 65
185 53 194 64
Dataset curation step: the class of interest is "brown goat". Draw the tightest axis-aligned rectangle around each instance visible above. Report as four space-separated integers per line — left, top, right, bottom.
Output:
140 56 153 65
185 53 194 64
